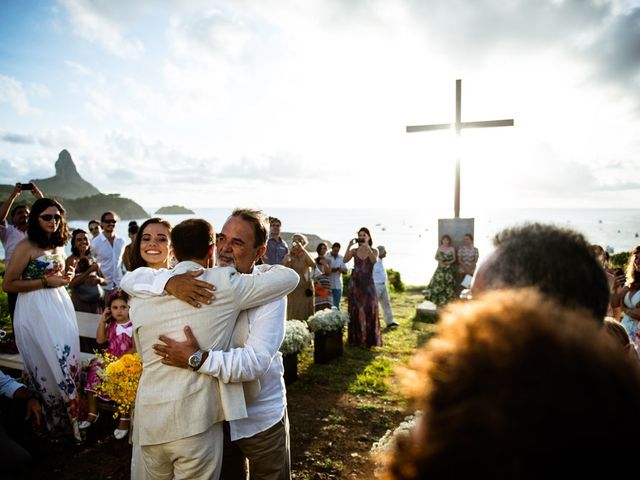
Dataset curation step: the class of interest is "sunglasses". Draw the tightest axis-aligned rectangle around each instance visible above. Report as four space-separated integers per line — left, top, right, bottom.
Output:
103 220 117 224
39 214 62 222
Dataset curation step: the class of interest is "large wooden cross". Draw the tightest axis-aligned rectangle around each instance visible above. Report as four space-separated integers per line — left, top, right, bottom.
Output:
406 79 514 218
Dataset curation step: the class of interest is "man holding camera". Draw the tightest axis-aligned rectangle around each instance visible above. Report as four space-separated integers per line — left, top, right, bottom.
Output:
0 182 44 319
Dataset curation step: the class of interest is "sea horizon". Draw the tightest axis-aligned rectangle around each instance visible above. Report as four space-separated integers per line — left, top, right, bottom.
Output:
3 207 640 286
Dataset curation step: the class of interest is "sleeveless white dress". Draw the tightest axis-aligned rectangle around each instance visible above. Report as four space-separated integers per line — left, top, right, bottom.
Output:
14 253 82 442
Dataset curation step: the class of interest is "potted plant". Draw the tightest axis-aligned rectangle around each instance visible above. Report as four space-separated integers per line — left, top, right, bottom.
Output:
306 308 349 364
280 320 312 384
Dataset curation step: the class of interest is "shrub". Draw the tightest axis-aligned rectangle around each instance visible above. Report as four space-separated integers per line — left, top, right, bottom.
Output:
307 308 349 334
610 251 630 270
387 269 405 292
280 320 313 355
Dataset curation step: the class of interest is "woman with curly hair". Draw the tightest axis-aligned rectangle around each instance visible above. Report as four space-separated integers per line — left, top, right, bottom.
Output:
613 244 640 349
3 198 83 443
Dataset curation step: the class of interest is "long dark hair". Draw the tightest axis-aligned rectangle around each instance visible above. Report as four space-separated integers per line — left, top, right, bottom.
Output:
129 217 172 270
70 229 91 257
27 198 70 248
358 227 373 246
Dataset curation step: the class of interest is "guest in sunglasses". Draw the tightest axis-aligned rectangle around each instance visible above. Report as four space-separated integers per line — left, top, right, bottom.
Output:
2 198 83 443
91 211 126 299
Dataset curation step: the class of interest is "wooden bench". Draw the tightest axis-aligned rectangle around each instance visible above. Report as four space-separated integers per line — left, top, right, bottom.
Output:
0 311 100 371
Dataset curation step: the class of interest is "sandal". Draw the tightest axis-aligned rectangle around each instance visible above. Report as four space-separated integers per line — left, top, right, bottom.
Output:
79 412 100 429
114 417 130 440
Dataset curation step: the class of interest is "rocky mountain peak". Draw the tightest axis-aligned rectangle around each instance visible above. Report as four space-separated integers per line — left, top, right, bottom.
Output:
31 150 101 199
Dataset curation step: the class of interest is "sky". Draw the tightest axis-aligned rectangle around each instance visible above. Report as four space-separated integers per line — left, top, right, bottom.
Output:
1 0 639 213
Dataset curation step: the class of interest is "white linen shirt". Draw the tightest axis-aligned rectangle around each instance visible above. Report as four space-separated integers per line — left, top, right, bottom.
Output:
200 267 287 441
0 220 27 266
91 232 125 289
372 258 387 285
326 253 347 289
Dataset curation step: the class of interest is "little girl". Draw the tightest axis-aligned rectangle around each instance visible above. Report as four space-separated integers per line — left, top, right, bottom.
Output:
80 289 134 439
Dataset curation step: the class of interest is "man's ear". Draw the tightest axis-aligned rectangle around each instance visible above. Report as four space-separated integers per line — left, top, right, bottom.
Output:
208 245 215 267
256 245 267 261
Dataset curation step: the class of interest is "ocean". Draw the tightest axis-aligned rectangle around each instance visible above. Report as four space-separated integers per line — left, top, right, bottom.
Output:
5 208 640 285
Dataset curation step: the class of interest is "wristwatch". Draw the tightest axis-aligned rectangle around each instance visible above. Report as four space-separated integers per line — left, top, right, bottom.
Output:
188 350 205 371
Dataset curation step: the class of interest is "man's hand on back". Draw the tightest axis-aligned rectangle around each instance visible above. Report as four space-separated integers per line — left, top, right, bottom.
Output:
153 326 207 369
165 270 216 308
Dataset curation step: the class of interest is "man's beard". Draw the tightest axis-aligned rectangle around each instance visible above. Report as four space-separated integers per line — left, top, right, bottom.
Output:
217 254 236 268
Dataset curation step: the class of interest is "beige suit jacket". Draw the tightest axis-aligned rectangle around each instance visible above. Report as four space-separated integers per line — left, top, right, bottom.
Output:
126 261 299 446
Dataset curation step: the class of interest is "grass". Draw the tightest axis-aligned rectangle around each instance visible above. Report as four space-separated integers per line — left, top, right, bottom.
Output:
286 285 433 479
292 285 431 399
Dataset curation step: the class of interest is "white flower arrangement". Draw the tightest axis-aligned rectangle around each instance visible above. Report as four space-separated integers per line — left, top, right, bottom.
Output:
306 307 349 334
370 411 422 460
280 320 313 356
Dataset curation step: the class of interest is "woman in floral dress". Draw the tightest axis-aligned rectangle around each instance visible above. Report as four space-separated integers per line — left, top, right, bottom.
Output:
424 235 457 306
3 198 82 443
344 227 381 348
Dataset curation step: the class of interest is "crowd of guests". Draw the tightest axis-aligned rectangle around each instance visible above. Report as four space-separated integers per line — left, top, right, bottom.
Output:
0 184 397 478
267 220 399 348
4 181 640 479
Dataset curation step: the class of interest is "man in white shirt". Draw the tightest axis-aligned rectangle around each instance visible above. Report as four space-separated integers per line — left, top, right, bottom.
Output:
326 242 347 309
91 211 126 295
373 246 399 329
120 217 299 480
151 209 293 480
0 182 43 320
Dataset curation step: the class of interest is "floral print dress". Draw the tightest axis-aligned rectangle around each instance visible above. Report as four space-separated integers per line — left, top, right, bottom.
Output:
348 255 382 347
424 250 457 306
14 254 82 442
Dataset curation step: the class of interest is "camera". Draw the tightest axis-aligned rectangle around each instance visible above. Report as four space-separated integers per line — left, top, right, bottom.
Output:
355 238 365 244
20 183 33 190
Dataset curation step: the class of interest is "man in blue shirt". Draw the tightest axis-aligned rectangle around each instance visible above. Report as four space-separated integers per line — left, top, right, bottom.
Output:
0 369 42 473
263 217 288 265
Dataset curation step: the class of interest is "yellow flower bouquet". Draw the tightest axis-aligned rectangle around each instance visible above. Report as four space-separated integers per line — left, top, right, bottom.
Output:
95 352 143 418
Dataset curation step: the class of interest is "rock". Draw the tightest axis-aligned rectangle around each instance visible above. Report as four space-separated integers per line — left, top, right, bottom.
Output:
30 150 100 199
281 232 332 252
0 149 149 221
155 205 195 215
415 300 438 323
62 193 148 221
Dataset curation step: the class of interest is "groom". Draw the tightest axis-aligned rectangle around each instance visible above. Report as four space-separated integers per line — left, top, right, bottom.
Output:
121 219 299 479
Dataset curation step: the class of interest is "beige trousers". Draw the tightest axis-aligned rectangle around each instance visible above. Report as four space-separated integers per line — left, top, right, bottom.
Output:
139 423 223 480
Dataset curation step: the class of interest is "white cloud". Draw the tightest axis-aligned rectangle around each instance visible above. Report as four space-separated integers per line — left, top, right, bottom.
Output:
59 0 146 58
0 74 39 115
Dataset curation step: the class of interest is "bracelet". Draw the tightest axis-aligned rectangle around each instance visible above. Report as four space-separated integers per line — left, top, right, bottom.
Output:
41 277 47 289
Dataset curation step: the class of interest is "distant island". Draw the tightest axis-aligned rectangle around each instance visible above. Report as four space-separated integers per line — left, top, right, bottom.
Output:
155 205 195 215
0 150 148 221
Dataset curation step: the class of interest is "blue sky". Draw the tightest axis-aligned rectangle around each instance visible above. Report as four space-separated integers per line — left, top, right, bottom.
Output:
1 0 640 211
